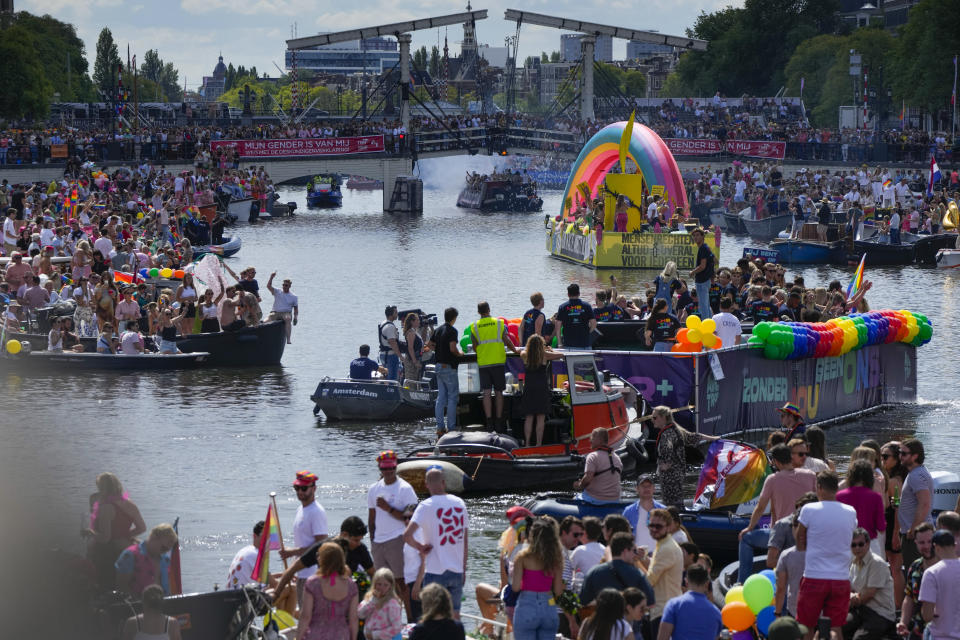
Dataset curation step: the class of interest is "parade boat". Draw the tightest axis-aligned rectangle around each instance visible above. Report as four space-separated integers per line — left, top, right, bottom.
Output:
936 248 960 269
522 493 749 567
397 352 649 495
346 175 383 189
547 118 716 269
740 209 793 241
722 209 748 235
770 238 846 265
853 235 916 265
904 231 959 265
708 207 728 231
457 176 543 212
0 348 209 371
311 376 437 421
306 175 343 208
193 235 242 258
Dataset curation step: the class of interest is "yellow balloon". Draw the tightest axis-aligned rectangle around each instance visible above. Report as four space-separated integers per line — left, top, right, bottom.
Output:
160 268 173 278
687 328 702 343
685 315 702 330
702 333 718 348
725 585 746 605
700 319 717 334
6 339 21 355
136 212 144 220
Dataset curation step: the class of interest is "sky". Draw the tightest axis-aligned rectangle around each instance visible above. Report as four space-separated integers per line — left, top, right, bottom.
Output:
20 0 739 92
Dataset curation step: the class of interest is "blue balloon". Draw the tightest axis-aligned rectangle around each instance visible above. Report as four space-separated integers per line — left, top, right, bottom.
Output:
756 605 776 635
759 569 776 590
138 268 149 278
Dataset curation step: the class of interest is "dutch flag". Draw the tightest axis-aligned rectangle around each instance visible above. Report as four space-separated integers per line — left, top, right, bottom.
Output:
929 156 942 196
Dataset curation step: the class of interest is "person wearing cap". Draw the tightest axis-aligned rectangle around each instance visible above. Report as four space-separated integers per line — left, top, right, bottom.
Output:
368 451 417 607
795 471 859 640
918 529 960 640
403 466 469 618
624 474 667 552
378 305 403 383
266 271 298 345
844 526 896 639
474 506 534 634
768 616 808 640
279 470 328 604
777 402 806 440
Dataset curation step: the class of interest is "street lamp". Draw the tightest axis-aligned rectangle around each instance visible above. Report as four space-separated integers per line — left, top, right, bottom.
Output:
337 85 343 115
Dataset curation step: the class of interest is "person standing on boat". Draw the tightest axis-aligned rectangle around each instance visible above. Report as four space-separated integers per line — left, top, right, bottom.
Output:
471 301 519 431
519 334 564 447
688 228 714 321
654 406 716 508
777 402 806 441
574 428 623 504
552 283 596 350
368 451 418 614
279 470 329 605
519 293 547 347
267 273 298 345
428 307 463 437
378 305 404 383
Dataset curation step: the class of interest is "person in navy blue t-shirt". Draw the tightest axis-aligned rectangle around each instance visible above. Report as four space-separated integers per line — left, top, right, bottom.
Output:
349 344 386 379
552 283 596 348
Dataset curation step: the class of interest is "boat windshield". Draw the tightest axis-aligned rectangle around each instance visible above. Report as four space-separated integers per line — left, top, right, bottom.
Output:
571 360 601 393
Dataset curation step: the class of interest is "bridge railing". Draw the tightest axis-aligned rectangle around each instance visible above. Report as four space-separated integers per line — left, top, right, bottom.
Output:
412 126 584 156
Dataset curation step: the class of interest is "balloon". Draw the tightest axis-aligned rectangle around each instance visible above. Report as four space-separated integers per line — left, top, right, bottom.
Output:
747 336 764 346
687 328 702 343
732 632 754 640
507 323 519 346
160 268 173 278
460 335 471 352
138 268 148 278
713 337 723 349
920 324 932 340
756 605 776 635
759 569 777 591
676 328 690 343
725 586 746 605
763 343 780 359
148 268 159 278
753 322 772 340
685 315 702 330
743 574 775 614
702 333 718 348
700 318 717 334
463 323 473 340
136 212 144 219
721 601 755 632
6 339 21 355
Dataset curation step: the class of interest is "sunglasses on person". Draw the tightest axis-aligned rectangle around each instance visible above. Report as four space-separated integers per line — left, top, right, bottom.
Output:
792 450 808 457
850 541 867 548
294 485 313 492
881 453 892 460
899 450 913 457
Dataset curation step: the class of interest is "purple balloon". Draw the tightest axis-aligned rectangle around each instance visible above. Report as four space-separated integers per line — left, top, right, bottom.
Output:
732 630 754 640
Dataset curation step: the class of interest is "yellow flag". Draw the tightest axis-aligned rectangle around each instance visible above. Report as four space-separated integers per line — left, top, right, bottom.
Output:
619 111 635 174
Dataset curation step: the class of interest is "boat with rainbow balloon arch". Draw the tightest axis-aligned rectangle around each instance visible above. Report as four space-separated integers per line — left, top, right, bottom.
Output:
546 115 716 269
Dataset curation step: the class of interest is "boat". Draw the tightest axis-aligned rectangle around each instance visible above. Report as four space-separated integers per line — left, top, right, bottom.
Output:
13 318 287 367
194 235 242 258
346 175 383 189
709 207 728 231
397 352 649 495
523 493 748 567
770 238 846 265
311 376 437 421
546 225 718 270
904 232 958 265
722 210 748 235
306 174 343 208
740 209 793 241
936 247 960 269
853 236 916 265
457 177 543 212
1 349 209 371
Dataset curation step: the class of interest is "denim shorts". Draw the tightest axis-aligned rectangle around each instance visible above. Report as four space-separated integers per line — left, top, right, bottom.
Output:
422 570 463 611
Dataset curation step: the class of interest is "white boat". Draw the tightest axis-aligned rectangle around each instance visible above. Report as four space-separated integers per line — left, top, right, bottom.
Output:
935 248 960 269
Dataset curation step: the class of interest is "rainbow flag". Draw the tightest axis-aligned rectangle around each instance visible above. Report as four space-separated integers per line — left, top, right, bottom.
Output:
694 440 770 509
251 503 280 583
846 253 866 299
882 179 892 190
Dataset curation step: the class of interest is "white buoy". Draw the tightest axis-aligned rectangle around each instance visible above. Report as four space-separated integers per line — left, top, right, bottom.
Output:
397 459 472 495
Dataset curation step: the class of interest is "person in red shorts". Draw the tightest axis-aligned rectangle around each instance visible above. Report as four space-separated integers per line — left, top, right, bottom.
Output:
795 470 858 640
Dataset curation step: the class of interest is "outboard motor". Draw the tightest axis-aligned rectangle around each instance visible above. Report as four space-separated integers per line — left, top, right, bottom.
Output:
932 471 960 513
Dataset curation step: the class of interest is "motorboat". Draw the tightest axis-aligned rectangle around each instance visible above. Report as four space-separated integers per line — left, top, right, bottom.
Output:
903 232 959 265
722 209 748 235
853 225 916 265
397 352 648 495
770 238 846 265
346 175 383 189
306 174 343 208
194 235 242 258
936 247 960 269
457 177 543 212
709 207 728 231
311 377 437 421
523 493 750 568
1 348 209 371
740 208 792 241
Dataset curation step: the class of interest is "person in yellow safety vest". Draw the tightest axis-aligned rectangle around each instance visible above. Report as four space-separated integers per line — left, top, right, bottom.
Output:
470 301 519 430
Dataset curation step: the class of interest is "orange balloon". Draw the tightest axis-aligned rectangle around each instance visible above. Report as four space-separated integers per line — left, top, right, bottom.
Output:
671 343 685 352
721 601 756 632
173 269 185 279
713 337 723 349
676 328 690 343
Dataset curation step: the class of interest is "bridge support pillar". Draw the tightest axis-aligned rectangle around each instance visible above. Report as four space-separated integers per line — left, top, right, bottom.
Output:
398 33 412 137
580 36 595 122
381 158 410 212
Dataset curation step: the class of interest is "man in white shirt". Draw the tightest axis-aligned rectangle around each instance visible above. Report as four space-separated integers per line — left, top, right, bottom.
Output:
279 470 328 604
712 298 742 347
266 272 298 344
3 207 19 256
226 520 266 589
623 475 667 551
796 471 858 640
404 466 469 618
889 210 902 245
367 450 417 604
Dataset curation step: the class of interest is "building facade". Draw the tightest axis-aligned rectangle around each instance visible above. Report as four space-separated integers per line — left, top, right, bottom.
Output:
286 37 400 75
199 55 227 102
560 33 613 63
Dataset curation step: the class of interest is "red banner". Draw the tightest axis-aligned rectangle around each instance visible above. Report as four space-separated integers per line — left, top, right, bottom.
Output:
210 135 385 158
665 138 785 159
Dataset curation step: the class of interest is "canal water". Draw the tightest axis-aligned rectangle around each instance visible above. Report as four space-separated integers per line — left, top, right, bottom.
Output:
1 156 957 617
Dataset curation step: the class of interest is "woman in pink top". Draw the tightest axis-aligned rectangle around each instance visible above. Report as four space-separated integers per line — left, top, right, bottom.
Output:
511 519 564 640
837 460 886 557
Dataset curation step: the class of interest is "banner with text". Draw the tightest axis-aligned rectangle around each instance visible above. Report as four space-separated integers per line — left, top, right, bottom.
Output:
210 135 385 158
695 343 917 436
665 138 786 160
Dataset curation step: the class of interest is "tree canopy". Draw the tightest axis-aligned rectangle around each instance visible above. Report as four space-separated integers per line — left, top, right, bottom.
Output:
887 0 960 112
0 25 53 119
93 27 121 98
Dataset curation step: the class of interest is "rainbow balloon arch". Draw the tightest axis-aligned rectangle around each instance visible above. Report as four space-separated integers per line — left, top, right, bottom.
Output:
546 120 715 270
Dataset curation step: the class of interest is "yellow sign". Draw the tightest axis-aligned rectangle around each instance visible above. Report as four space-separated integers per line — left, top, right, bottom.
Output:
547 221 717 270
650 185 665 197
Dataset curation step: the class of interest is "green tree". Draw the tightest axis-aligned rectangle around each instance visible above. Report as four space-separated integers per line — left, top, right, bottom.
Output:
93 27 121 98
0 26 53 118
541 51 549 63
11 12 95 102
413 45 428 71
550 51 561 63
888 0 960 112
138 49 181 101
224 62 236 91
429 46 440 78
622 70 647 97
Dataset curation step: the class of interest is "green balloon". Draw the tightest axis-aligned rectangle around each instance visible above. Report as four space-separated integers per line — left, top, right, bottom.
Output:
920 324 933 340
753 322 772 340
460 335 471 351
743 574 775 614
463 323 473 339
747 336 764 346
148 268 159 278
763 343 780 359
